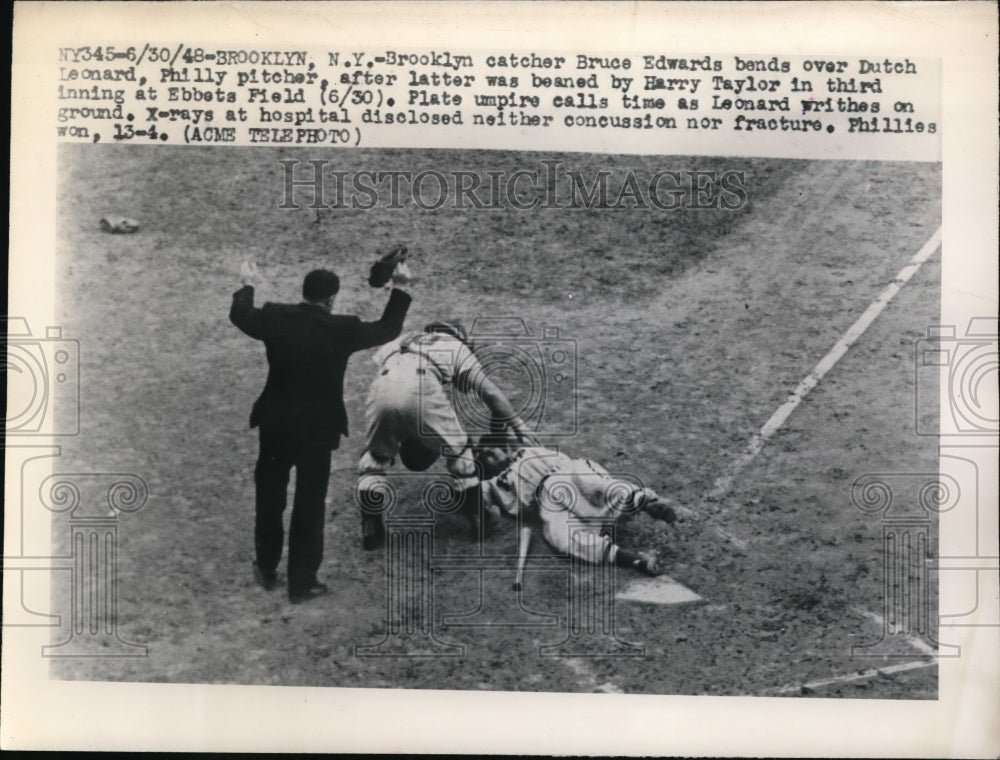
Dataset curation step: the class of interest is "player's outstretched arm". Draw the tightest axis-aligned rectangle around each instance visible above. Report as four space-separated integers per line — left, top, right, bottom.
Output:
477 377 529 441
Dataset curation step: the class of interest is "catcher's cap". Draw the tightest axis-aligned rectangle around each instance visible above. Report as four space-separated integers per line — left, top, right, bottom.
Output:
399 437 440 472
424 320 469 346
303 269 340 300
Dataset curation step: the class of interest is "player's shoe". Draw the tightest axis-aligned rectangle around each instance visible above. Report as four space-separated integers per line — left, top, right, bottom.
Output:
636 551 662 577
615 548 662 576
643 495 677 524
625 488 677 523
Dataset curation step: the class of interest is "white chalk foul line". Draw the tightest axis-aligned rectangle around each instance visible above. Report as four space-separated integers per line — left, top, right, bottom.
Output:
769 658 937 696
854 607 939 657
707 226 943 505
558 657 623 694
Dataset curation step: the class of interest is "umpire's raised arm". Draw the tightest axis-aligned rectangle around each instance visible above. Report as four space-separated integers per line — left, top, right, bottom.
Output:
347 286 412 352
229 261 265 339
476 376 530 442
347 245 414 351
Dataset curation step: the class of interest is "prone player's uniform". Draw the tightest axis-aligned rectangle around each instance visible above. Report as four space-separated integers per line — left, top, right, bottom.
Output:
358 329 487 490
480 446 662 565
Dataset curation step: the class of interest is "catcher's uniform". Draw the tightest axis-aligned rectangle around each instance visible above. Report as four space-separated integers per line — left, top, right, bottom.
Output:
481 446 650 565
358 330 487 489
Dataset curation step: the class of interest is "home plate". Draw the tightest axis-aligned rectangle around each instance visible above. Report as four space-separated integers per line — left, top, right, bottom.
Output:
616 575 701 605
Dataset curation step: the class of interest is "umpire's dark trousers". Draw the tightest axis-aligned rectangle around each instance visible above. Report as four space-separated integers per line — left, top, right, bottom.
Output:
254 426 335 593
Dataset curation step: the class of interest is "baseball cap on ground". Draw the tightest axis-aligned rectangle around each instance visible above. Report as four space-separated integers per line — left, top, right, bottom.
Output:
302 269 340 300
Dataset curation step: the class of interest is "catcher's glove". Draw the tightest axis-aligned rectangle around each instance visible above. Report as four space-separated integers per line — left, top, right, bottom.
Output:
368 244 407 287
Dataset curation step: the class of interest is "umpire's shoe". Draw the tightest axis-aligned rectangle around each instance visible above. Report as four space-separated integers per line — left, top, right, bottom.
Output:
252 561 277 591
288 581 329 604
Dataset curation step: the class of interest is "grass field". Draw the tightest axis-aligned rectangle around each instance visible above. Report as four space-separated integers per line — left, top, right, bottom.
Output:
49 145 941 697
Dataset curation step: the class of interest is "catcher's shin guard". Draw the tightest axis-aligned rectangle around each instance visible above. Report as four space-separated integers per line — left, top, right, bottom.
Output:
459 483 498 540
356 476 391 551
360 512 385 551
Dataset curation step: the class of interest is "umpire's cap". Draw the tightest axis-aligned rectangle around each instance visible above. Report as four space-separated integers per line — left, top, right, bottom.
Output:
302 269 340 301
424 320 469 346
399 437 440 472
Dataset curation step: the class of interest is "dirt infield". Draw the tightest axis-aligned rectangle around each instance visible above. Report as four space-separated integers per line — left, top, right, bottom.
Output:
51 145 940 697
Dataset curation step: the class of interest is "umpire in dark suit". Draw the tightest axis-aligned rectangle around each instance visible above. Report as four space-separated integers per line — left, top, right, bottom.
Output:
230 259 411 603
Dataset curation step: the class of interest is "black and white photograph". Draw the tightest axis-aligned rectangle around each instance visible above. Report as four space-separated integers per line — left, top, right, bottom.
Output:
4 2 998 755
48 147 944 698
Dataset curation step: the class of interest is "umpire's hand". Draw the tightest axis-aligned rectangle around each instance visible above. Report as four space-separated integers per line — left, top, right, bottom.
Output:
391 260 413 285
241 261 259 288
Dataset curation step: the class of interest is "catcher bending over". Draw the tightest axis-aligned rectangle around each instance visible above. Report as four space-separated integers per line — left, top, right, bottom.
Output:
357 320 529 549
473 431 678 590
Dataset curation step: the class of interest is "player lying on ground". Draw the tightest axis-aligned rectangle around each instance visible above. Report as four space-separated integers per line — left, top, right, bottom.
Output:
356 320 530 549
473 431 678 590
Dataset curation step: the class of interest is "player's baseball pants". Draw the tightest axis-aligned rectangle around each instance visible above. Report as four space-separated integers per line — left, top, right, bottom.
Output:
536 461 640 564
358 356 477 489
